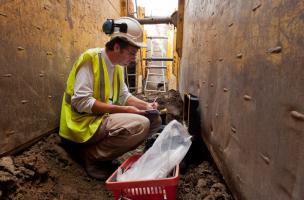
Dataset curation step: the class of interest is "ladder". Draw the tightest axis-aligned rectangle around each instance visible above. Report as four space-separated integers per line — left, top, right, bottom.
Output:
144 36 173 92
125 64 136 93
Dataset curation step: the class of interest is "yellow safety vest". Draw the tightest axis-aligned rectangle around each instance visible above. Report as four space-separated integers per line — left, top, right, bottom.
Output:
59 48 123 143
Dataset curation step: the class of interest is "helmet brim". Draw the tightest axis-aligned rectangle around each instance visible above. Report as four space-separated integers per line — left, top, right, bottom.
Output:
128 41 146 48
111 36 146 48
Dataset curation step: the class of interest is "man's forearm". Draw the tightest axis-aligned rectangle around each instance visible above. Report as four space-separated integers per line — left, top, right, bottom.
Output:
91 99 144 114
91 100 127 114
125 96 150 110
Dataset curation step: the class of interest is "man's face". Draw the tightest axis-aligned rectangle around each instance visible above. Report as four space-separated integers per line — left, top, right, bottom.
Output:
119 45 139 66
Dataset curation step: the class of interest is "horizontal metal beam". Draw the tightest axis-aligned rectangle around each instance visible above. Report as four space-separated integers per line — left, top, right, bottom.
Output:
137 17 172 25
144 57 174 61
147 36 168 39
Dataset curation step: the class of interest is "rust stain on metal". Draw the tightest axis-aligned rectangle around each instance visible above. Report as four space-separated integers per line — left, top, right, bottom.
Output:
260 153 271 165
252 3 262 11
202 81 206 84
243 95 252 101
17 47 25 51
219 58 224 62
2 74 12 77
267 46 282 54
290 110 304 121
236 53 243 59
21 100 29 104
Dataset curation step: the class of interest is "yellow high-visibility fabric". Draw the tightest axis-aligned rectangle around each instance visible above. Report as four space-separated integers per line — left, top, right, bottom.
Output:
59 48 123 143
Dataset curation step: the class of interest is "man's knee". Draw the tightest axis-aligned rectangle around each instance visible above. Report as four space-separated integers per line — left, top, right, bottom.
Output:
133 115 150 135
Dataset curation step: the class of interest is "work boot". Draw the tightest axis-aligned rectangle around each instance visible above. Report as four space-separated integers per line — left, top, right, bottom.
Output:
85 160 119 180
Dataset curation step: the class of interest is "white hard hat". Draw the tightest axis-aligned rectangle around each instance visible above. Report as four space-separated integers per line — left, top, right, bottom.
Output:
110 17 146 48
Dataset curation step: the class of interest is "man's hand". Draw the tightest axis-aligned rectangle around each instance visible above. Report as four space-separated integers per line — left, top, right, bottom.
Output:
146 102 159 110
125 95 159 111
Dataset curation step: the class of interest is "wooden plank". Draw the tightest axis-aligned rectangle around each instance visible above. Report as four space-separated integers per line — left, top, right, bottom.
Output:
136 6 146 93
176 0 185 57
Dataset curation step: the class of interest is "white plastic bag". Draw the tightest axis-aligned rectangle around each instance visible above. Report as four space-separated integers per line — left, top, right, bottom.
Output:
117 120 192 181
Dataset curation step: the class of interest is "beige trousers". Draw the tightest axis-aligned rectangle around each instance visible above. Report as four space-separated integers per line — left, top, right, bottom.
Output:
82 113 161 163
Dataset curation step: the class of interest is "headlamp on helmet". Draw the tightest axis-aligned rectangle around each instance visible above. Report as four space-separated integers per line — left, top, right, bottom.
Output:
102 19 128 35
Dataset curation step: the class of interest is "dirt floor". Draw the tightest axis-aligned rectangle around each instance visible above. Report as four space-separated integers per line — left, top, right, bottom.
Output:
0 90 233 200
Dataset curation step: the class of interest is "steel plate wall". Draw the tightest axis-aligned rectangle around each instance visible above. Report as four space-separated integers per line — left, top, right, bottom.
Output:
180 0 304 199
0 0 120 155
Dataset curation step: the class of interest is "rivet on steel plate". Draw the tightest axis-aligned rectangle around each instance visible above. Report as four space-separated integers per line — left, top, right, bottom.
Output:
210 83 214 87
2 74 12 77
46 51 53 55
267 46 282 54
236 53 243 59
260 153 270 165
0 12 7 17
252 3 262 11
21 100 29 104
228 23 234 27
17 47 25 51
6 130 15 136
290 111 304 121
236 175 243 183
231 126 236 133
223 88 229 92
243 95 252 101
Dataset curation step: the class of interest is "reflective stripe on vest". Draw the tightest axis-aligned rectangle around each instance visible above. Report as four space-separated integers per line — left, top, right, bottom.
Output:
98 52 106 102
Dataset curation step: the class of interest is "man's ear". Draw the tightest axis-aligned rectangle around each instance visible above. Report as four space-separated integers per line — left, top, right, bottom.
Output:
113 43 120 53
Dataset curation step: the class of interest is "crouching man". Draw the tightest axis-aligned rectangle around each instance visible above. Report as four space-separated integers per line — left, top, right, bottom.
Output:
59 17 161 180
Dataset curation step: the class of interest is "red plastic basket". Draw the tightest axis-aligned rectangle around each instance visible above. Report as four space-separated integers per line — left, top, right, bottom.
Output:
106 154 179 200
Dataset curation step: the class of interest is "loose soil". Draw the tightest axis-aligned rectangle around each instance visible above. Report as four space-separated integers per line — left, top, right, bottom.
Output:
0 90 233 200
